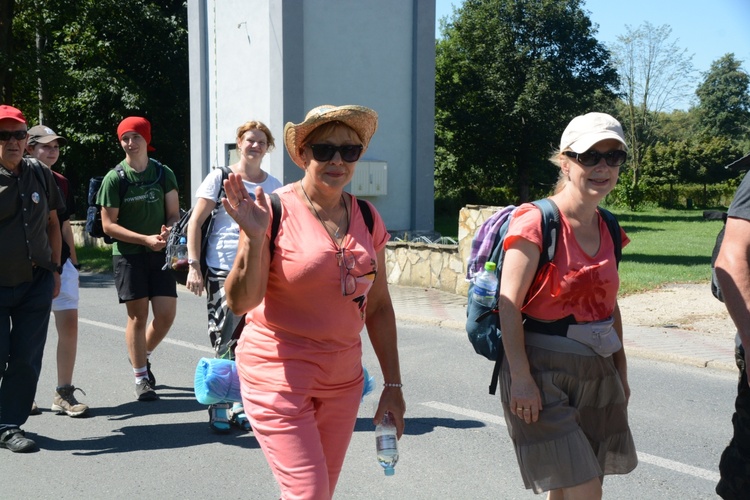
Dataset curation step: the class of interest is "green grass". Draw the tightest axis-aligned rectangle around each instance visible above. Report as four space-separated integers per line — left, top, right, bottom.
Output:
76 245 113 274
613 208 722 295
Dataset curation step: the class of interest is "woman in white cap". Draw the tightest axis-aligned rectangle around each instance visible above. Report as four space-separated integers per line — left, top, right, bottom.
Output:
222 104 405 499
498 112 637 498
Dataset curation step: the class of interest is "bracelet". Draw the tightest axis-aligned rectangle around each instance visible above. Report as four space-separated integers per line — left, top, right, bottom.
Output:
383 382 403 388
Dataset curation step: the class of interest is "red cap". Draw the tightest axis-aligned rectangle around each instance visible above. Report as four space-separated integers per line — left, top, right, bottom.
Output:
117 116 156 152
0 105 27 124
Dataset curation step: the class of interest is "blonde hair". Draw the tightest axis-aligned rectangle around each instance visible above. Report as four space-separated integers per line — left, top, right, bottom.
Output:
236 120 275 150
549 148 567 194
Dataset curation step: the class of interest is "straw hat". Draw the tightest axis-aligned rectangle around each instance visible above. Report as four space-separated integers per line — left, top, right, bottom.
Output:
284 104 378 167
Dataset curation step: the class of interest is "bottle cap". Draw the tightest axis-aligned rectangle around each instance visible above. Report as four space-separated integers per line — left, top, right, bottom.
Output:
384 466 395 476
484 261 497 272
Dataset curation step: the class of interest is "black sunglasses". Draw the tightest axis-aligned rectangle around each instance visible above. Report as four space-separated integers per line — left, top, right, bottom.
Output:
309 144 363 163
0 130 28 142
564 150 627 167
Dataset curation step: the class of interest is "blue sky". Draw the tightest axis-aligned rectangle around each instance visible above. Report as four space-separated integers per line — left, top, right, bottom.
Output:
435 0 750 110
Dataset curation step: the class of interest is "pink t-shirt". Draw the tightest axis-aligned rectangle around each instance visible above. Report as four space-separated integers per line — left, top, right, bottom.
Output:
503 203 630 322
235 184 390 395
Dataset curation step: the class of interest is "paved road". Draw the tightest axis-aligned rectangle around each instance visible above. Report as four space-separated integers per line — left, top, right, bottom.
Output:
1 273 738 499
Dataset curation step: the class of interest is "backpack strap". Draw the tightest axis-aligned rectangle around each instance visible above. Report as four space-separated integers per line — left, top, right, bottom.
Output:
269 192 282 259
27 158 50 199
115 159 167 202
597 206 622 267
488 198 560 396
114 164 129 202
356 198 374 235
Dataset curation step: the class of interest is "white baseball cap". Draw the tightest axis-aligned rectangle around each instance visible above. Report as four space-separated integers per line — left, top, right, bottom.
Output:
560 112 627 153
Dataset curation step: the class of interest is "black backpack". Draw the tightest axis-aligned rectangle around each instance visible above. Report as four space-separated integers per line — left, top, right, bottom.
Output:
466 199 622 395
85 161 166 244
164 166 231 285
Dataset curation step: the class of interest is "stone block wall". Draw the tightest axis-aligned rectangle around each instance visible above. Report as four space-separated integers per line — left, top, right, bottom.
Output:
72 204 502 296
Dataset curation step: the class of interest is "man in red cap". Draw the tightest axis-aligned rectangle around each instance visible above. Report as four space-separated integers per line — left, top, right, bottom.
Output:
96 116 180 402
0 105 64 452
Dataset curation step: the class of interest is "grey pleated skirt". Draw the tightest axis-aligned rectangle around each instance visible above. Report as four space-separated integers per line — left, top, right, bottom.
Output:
499 332 638 494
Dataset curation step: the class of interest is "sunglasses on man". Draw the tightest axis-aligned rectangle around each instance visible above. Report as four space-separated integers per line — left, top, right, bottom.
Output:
0 130 28 142
309 144 364 163
564 149 627 167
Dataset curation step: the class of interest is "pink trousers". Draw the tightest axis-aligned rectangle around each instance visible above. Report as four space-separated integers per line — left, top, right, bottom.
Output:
243 384 363 500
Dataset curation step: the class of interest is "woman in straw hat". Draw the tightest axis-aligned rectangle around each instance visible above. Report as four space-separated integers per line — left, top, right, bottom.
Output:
185 119 282 433
498 112 637 498
223 104 405 499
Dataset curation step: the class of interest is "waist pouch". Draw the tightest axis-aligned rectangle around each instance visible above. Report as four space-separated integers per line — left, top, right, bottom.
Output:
565 317 621 357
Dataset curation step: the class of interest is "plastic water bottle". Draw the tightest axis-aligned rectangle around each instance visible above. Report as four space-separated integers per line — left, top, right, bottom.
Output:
173 236 188 270
472 261 498 307
375 411 399 476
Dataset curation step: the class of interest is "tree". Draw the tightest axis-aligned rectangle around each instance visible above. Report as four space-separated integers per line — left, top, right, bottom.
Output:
7 0 189 215
435 0 619 204
694 53 750 141
609 22 695 208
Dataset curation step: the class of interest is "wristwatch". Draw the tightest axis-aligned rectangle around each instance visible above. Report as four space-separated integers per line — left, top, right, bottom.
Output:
55 264 63 274
188 258 197 266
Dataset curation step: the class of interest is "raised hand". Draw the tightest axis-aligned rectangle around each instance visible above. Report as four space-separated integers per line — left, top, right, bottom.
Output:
221 172 270 241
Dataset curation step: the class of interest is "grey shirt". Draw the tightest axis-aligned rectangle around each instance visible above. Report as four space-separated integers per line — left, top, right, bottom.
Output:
0 158 64 286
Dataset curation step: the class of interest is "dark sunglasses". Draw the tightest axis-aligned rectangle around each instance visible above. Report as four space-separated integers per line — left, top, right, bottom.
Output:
309 144 363 163
564 149 627 167
0 130 28 142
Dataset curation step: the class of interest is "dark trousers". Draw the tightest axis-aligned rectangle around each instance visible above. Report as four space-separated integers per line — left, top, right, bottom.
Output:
717 344 750 499
0 267 54 432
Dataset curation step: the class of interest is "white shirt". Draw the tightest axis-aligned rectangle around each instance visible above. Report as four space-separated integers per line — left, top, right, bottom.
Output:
194 167 283 270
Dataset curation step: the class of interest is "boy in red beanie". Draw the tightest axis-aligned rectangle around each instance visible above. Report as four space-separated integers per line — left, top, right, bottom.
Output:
96 116 180 401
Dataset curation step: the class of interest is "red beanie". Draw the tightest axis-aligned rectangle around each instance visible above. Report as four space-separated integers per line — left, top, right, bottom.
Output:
117 116 156 152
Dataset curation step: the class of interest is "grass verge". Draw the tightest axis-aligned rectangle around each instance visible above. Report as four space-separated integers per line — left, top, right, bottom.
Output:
76 245 113 274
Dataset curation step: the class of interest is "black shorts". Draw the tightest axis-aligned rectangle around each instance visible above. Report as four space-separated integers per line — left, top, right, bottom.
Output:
113 252 177 303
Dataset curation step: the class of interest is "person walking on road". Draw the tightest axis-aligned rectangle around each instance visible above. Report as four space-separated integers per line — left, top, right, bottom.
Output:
714 171 750 499
498 112 637 497
185 120 282 433
0 105 64 452
223 104 405 499
26 125 89 417
97 116 180 402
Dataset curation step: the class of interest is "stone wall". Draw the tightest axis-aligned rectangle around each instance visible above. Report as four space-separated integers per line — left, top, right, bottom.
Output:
72 204 502 295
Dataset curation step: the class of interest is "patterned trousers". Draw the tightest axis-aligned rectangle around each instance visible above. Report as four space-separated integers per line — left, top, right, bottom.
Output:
206 268 245 360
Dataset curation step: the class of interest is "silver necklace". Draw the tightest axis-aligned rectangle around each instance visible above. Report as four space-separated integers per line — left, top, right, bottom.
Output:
299 181 349 242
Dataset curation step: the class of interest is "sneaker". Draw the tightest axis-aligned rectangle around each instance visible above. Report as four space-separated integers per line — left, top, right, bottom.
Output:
30 401 42 416
51 385 89 417
208 403 231 434
0 428 36 453
146 360 156 387
127 358 156 387
135 379 159 401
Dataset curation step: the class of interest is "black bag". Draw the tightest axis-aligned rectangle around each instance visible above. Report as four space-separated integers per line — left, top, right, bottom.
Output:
704 210 728 302
164 166 231 285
